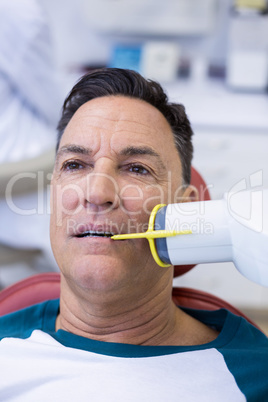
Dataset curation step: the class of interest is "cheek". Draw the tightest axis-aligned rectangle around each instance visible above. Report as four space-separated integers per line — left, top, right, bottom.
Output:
120 183 166 216
119 184 168 235
50 183 83 242
51 182 82 215
120 184 145 215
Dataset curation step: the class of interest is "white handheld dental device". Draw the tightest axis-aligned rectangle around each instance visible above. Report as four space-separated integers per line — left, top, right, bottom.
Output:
112 189 268 286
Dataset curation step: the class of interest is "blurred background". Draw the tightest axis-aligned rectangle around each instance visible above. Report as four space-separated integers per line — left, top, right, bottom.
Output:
0 0 267 330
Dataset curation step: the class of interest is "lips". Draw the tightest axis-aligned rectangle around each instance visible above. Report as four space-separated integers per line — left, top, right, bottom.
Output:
76 230 115 239
70 221 134 240
70 222 122 240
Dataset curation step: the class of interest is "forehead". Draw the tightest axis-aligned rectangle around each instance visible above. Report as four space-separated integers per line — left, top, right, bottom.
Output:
60 96 179 160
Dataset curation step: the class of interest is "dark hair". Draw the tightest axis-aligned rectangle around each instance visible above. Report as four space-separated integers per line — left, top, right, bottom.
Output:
57 68 194 184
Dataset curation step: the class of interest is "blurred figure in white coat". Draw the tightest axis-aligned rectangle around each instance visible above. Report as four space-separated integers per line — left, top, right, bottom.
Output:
0 0 62 162
0 0 62 285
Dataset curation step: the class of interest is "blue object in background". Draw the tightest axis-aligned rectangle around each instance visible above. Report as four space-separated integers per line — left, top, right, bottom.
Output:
109 45 142 72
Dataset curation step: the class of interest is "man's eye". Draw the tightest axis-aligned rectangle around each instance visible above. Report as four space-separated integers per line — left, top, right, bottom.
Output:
129 165 149 175
62 161 84 171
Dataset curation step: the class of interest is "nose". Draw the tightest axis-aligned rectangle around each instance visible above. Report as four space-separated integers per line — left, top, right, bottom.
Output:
83 166 120 212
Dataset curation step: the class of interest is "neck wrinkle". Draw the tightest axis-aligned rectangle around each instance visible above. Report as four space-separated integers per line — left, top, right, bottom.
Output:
56 273 183 346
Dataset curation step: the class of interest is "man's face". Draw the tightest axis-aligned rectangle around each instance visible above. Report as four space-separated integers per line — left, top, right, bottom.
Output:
50 96 185 295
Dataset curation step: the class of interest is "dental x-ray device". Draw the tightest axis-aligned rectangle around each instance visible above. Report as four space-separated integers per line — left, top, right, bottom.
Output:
112 189 268 286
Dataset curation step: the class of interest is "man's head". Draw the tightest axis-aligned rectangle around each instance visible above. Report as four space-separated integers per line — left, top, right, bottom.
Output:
57 68 193 185
51 68 196 300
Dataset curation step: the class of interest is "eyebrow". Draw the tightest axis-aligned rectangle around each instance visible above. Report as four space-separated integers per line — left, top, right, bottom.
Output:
55 144 91 166
120 146 166 171
57 144 91 158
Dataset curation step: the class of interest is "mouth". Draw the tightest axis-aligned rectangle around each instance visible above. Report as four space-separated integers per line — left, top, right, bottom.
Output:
75 231 115 239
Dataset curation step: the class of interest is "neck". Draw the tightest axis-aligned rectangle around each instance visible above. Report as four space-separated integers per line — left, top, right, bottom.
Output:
56 275 219 346
57 274 179 345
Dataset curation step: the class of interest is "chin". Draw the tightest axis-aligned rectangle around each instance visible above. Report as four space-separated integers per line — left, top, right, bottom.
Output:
63 254 133 293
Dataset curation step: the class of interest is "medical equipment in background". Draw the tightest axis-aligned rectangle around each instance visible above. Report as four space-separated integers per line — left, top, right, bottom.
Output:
112 189 268 287
226 1 268 92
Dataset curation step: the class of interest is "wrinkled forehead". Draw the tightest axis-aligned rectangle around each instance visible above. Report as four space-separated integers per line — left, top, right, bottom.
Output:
60 96 178 153
63 96 170 134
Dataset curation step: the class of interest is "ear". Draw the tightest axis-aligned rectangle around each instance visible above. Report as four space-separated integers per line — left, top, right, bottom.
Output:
180 184 199 203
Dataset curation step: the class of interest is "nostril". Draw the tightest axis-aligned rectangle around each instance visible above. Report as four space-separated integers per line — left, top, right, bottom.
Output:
85 190 120 211
84 171 120 207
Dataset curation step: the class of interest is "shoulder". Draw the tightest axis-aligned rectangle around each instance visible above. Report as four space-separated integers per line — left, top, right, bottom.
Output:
215 310 268 400
186 308 268 398
184 307 268 350
0 299 59 340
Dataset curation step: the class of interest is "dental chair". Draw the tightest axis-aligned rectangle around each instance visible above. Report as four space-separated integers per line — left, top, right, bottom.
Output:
0 148 57 289
0 167 261 331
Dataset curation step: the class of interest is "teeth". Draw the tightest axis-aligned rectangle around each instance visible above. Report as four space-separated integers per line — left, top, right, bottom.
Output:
77 231 114 238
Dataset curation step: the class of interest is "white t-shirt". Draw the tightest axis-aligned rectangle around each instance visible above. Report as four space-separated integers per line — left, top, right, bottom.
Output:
1 299 268 401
